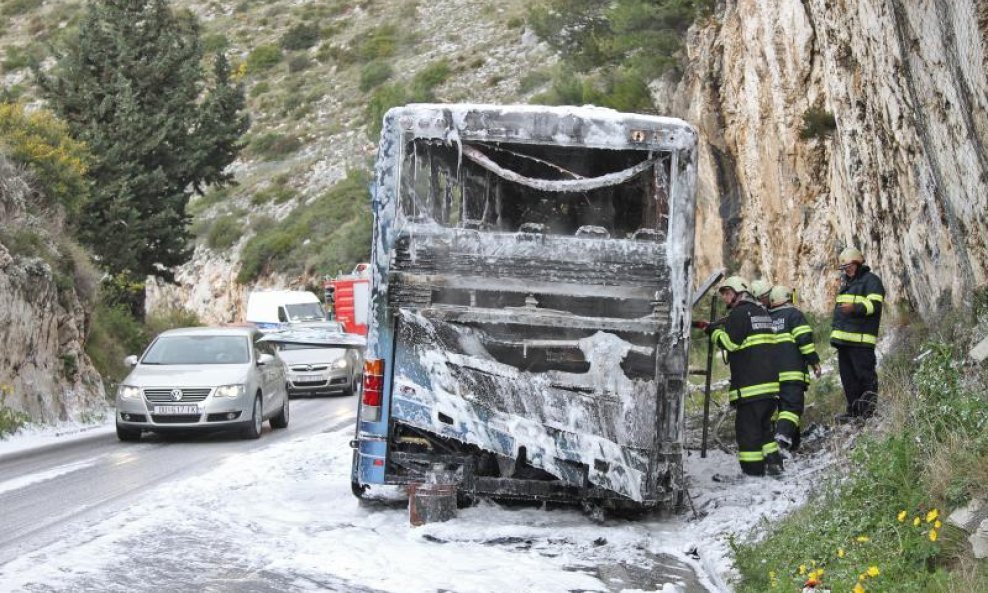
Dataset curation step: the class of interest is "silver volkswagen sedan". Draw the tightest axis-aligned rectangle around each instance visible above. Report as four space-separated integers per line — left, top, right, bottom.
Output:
115 327 289 441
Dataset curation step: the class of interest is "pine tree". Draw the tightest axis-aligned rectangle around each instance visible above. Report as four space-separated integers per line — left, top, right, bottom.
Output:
39 0 248 314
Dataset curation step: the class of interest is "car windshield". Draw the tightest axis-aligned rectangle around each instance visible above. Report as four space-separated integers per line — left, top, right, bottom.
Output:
142 335 250 365
285 303 325 322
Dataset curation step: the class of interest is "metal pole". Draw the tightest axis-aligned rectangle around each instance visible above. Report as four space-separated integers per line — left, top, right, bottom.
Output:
700 295 717 458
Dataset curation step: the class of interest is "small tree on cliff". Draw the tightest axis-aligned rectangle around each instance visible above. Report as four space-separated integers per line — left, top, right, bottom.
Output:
39 0 249 315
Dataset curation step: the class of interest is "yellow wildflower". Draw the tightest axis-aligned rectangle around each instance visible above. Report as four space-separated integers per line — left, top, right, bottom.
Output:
929 529 938 542
853 583 866 593
837 548 846 558
859 573 867 581
768 571 776 579
934 520 942 529
799 564 807 575
897 510 907 522
867 566 880 577
913 517 921 527
926 509 939 523
855 535 870 543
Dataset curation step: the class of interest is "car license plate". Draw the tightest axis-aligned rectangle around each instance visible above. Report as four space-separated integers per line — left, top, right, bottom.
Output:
295 374 322 382
153 405 199 415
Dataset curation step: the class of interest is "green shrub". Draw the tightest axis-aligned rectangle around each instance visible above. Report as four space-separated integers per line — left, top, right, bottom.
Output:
281 22 321 50
0 103 91 216
206 214 241 249
189 186 231 214
237 170 371 283
249 81 270 98
202 33 229 53
411 60 451 98
1 0 43 17
360 60 394 92
800 107 837 140
247 132 302 160
2 43 44 72
356 24 400 60
246 44 283 72
249 183 295 205
0 386 30 437
365 83 409 138
287 54 312 73
518 69 552 93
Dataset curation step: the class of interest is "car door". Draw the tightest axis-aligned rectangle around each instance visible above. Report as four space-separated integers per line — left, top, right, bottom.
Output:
253 340 278 416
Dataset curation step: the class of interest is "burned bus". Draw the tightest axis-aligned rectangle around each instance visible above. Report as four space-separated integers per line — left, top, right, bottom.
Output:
350 104 698 510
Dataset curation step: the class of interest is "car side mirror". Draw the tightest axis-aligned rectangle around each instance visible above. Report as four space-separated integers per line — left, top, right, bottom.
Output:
257 353 275 366
124 355 139 367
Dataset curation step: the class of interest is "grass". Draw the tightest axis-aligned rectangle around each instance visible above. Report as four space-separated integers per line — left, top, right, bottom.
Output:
237 169 371 283
732 310 988 593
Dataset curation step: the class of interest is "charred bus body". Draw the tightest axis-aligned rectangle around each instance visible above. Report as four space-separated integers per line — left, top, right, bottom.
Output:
351 104 698 510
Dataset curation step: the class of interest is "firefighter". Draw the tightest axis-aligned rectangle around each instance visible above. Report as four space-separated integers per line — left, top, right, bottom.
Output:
749 278 772 307
695 276 780 477
830 247 885 421
767 284 821 451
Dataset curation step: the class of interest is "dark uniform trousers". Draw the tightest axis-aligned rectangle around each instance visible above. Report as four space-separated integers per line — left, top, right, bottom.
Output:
776 381 805 449
838 346 878 417
736 399 778 476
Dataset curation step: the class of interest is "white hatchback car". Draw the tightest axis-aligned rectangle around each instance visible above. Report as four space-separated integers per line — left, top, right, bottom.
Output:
115 327 289 441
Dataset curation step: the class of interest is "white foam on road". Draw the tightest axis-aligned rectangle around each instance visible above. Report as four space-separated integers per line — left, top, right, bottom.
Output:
0 410 115 460
0 458 101 495
0 424 833 593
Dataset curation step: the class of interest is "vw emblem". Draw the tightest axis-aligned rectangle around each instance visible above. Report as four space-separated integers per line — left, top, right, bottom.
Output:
305 364 313 371
171 388 183 401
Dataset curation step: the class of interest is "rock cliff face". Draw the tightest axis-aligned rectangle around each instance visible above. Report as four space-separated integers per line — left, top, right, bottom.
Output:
658 0 988 316
0 159 105 423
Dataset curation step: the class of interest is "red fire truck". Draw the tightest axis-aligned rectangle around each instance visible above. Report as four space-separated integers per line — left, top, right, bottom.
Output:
324 263 370 336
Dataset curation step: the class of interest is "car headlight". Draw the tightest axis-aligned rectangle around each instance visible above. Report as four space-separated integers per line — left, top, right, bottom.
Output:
334 359 348 370
215 384 246 398
118 385 142 400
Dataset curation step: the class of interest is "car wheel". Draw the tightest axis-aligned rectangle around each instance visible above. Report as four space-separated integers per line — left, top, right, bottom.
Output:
342 373 356 397
241 394 263 439
270 396 289 429
116 421 141 442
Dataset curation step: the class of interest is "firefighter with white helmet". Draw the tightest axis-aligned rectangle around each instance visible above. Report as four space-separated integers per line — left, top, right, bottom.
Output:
749 278 773 307
694 275 782 476
831 247 885 421
767 284 820 451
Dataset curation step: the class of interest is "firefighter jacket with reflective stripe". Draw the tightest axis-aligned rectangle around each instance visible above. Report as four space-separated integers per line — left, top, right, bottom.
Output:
710 299 780 404
770 304 820 384
830 267 885 348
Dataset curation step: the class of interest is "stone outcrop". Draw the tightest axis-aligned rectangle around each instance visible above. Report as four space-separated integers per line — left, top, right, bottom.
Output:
657 0 988 317
0 158 105 423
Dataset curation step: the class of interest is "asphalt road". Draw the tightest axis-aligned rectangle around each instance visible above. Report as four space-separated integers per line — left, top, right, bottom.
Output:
0 396 358 571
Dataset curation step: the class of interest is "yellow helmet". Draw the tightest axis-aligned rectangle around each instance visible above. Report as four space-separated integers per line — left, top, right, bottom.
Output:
839 247 864 266
718 275 749 294
749 279 772 299
769 285 792 307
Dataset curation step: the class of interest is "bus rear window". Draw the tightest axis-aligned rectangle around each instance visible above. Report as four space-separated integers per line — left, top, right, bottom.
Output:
399 140 671 239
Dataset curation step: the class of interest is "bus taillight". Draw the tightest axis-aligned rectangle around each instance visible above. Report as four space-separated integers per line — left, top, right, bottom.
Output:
361 359 384 421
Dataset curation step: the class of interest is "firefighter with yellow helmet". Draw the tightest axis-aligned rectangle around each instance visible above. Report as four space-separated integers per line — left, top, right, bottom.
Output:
767 284 820 451
695 275 782 476
831 247 885 420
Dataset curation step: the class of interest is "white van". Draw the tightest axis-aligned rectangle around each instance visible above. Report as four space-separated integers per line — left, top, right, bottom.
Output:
245 290 326 331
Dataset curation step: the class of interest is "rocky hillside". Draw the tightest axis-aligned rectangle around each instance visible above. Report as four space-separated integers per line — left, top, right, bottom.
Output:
659 0 988 316
0 155 104 424
3 0 986 323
